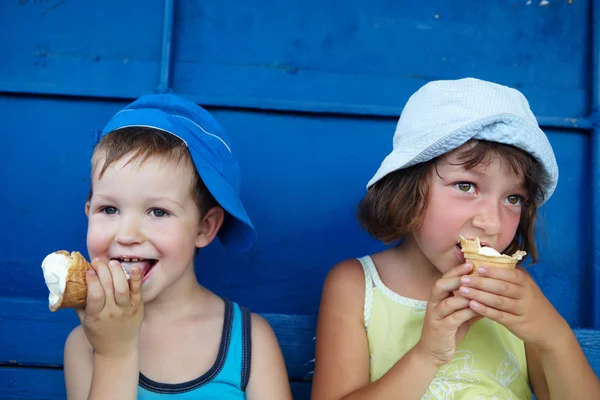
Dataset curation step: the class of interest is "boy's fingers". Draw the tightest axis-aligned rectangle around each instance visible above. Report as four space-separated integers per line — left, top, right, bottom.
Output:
85 269 105 316
129 266 143 307
109 260 130 307
93 259 116 307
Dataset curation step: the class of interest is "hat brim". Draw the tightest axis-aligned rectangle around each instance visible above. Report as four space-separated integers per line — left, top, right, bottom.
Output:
189 150 256 252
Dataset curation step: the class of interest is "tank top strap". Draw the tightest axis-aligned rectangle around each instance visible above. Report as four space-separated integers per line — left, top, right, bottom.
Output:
216 299 252 391
357 255 377 330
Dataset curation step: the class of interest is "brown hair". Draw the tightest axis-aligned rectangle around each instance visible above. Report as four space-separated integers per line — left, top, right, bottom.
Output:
357 141 547 263
88 127 218 217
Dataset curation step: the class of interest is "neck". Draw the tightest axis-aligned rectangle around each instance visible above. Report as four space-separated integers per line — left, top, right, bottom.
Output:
395 235 443 289
142 266 210 325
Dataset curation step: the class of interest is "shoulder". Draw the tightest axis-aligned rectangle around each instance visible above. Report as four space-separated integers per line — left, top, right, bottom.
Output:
320 258 367 321
245 312 293 399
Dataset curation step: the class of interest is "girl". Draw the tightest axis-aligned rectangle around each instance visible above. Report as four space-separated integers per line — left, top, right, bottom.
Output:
63 94 292 399
312 78 600 399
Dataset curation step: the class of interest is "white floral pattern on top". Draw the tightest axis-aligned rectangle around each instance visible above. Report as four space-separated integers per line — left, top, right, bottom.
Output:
421 350 522 400
422 351 479 399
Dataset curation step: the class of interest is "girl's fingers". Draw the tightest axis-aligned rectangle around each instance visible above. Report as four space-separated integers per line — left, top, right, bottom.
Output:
429 263 473 304
434 295 471 320
475 266 526 286
85 269 105 316
469 300 518 324
460 274 521 299
459 286 521 314
129 266 143 307
109 260 130 307
442 307 479 329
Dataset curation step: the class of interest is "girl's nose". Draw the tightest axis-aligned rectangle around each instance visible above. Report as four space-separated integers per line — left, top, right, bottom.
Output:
471 200 502 236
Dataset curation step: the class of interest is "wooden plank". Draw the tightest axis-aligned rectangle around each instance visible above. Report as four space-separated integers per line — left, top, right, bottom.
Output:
0 367 312 400
0 0 591 118
0 297 315 379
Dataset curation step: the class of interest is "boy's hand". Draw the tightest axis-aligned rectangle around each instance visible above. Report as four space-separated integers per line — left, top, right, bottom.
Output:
75 259 144 358
416 262 481 366
457 266 569 350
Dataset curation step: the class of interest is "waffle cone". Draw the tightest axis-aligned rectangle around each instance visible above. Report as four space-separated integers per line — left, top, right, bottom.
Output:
49 251 92 312
462 253 518 276
459 236 526 277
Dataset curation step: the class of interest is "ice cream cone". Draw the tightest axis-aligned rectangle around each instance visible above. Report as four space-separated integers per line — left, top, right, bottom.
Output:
459 236 526 276
43 250 92 312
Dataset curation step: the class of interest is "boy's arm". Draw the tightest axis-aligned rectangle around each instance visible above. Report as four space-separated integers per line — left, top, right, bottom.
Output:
527 328 600 399
244 314 293 400
64 326 93 400
64 325 140 400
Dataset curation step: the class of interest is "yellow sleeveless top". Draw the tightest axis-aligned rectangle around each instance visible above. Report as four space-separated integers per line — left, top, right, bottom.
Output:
359 256 532 399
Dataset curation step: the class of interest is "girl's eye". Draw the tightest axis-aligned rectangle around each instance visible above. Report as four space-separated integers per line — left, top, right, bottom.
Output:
151 209 168 217
507 195 522 205
101 207 118 215
456 182 474 193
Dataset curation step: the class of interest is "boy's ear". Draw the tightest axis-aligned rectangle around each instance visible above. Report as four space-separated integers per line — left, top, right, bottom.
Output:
196 206 225 248
85 201 90 217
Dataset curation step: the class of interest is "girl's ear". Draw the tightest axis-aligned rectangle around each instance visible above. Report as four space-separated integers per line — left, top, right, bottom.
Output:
196 206 225 248
85 201 90 217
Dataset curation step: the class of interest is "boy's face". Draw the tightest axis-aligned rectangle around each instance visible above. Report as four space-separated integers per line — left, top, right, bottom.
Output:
86 153 204 302
411 144 526 275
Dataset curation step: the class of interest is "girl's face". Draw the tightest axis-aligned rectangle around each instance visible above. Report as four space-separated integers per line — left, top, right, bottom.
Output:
412 144 527 275
86 154 205 303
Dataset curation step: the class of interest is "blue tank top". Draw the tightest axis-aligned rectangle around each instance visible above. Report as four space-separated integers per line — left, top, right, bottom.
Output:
138 299 251 399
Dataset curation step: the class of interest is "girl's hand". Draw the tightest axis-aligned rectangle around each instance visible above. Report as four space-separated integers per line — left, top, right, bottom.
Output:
458 266 569 350
75 259 144 358
416 262 481 366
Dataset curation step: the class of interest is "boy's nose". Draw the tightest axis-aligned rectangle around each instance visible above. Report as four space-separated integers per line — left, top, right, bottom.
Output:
471 200 502 236
115 217 144 245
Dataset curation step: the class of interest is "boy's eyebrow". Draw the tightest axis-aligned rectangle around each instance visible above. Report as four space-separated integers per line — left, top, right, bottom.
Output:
146 196 185 209
94 194 185 209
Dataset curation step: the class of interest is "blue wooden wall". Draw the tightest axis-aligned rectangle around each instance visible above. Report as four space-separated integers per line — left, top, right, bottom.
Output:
1 0 599 397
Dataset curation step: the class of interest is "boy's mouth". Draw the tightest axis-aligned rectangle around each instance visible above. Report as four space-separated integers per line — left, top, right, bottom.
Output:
115 258 158 279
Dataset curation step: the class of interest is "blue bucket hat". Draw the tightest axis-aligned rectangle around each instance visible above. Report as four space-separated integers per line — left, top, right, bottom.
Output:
99 94 256 252
367 78 559 204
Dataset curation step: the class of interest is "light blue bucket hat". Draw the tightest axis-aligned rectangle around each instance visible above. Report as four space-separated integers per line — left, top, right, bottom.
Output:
367 78 558 204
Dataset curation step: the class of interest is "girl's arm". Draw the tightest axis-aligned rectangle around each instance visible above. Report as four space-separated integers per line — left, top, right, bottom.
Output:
245 314 293 400
526 329 600 399
458 266 600 399
311 259 478 400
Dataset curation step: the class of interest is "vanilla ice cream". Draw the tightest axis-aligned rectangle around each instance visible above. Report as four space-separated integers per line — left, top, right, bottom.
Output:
478 246 502 257
42 252 68 308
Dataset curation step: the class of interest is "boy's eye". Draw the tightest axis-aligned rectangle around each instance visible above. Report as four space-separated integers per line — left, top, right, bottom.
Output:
101 207 118 215
151 209 168 217
456 182 474 192
507 195 522 205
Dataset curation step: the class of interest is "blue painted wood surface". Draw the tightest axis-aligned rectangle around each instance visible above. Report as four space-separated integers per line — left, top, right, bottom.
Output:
1 297 600 400
1 0 599 397
0 0 590 117
0 95 592 325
